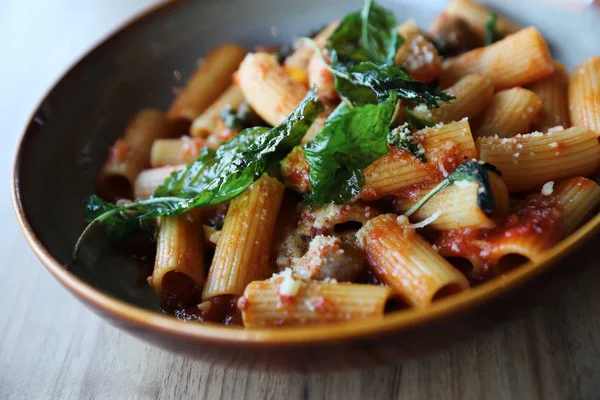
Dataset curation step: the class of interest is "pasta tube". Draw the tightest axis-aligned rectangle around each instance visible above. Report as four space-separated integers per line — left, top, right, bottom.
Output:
237 53 308 126
133 164 185 199
168 44 247 121
473 87 542 138
527 62 570 132
394 171 509 230
477 126 600 192
238 276 391 327
440 27 554 89
151 213 206 298
412 74 494 124
98 109 174 199
190 84 245 138
202 174 284 299
358 214 469 308
569 56 600 135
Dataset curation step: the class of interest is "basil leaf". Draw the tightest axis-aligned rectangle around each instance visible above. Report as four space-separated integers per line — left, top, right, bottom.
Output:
83 195 155 242
334 61 455 108
404 161 502 217
484 13 502 46
387 123 426 162
152 127 268 201
327 0 401 66
304 94 396 206
324 0 454 109
74 89 323 260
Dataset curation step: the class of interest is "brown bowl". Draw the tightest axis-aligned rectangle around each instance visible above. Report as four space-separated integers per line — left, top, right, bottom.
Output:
11 0 600 371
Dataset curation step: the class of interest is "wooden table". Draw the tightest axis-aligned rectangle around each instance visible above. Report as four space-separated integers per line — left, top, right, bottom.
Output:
2 2 600 399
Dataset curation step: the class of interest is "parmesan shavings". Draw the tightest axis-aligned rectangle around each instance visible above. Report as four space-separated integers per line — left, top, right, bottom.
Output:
279 274 302 297
541 181 554 196
438 160 449 177
547 126 564 133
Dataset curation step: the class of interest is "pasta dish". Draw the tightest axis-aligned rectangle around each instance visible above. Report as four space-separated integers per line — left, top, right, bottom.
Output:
72 0 600 328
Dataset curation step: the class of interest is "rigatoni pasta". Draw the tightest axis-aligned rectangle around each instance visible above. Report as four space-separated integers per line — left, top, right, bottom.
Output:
150 138 204 167
238 275 391 327
358 214 469 308
393 171 509 230
168 44 247 122
283 20 340 85
151 213 206 301
527 62 570 132
98 109 174 199
394 32 442 83
569 57 600 135
477 126 600 192
202 174 284 299
133 164 185 199
551 177 600 235
190 85 245 138
74 0 600 329
440 27 554 89
412 74 494 124
473 87 542 138
444 0 521 42
237 52 308 126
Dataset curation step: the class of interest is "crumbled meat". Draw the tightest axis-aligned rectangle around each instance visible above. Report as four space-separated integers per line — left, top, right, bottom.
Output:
291 235 365 282
429 12 481 57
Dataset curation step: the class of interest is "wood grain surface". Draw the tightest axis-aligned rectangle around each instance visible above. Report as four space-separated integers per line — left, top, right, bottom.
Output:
2 1 600 399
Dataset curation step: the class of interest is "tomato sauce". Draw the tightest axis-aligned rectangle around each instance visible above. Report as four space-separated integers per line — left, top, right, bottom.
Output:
434 195 564 280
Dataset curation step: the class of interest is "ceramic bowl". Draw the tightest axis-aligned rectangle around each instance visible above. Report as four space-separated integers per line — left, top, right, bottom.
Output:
12 0 600 371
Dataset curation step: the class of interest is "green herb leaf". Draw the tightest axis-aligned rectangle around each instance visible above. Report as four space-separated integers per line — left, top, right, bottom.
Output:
304 94 397 206
387 123 426 162
404 160 502 217
484 13 502 46
83 195 142 242
322 0 454 108
74 89 323 261
328 0 401 66
334 62 455 108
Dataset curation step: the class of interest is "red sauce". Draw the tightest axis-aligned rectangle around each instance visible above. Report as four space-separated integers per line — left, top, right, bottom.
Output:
281 148 311 191
553 140 566 155
434 196 564 280
278 294 296 306
181 138 205 160
218 128 238 141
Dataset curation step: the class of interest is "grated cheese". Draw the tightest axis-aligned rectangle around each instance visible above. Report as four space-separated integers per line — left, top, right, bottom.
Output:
438 160 449 177
541 181 554 196
548 126 564 133
279 275 302 297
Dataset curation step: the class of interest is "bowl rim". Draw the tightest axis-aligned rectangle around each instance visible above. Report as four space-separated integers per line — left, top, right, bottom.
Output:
11 0 600 347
